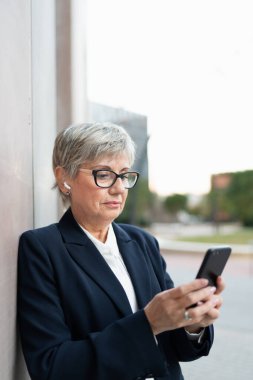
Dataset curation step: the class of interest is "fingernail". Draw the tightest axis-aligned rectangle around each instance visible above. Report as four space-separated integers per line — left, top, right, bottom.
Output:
210 287 216 293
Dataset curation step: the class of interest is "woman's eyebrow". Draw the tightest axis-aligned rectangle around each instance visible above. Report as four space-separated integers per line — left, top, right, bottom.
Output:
91 165 131 172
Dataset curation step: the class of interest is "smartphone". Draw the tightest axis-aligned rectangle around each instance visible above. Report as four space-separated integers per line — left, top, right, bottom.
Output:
196 246 232 287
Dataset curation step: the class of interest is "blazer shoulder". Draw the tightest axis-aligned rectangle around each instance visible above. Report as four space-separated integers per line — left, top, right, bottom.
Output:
18 223 62 253
20 223 59 240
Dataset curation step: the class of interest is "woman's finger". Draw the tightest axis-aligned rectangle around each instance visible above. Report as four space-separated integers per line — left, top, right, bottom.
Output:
169 279 209 299
215 276 225 294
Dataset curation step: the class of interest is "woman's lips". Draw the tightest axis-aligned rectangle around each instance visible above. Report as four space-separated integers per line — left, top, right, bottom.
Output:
103 201 121 208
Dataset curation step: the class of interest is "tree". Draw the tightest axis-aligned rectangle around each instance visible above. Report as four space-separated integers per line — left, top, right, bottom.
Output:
164 193 187 215
226 170 253 226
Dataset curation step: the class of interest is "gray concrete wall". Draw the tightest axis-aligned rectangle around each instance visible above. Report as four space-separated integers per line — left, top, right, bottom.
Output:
0 1 87 379
0 1 32 379
32 0 58 228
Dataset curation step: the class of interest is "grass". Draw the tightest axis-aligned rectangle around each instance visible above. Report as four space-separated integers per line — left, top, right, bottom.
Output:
176 228 253 245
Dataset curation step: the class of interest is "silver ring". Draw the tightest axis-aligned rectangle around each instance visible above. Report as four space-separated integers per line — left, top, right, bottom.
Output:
184 310 192 321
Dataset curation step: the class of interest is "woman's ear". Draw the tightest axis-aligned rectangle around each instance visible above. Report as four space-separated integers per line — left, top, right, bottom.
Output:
54 166 70 194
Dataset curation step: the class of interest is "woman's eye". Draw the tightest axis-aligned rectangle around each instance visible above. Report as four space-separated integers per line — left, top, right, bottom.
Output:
97 173 111 180
122 173 131 179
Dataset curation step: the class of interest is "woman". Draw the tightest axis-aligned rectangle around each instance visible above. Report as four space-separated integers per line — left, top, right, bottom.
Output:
18 122 224 380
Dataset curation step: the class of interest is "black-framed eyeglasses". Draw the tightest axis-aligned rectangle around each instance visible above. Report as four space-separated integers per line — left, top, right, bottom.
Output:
78 169 140 189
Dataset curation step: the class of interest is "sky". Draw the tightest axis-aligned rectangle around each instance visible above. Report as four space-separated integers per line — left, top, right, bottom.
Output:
86 0 253 196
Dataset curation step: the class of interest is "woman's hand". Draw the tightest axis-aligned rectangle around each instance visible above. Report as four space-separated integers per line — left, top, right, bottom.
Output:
185 276 225 333
144 277 225 335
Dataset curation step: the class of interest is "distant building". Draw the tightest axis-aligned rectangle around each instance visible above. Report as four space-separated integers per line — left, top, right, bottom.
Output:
88 102 149 179
211 172 232 190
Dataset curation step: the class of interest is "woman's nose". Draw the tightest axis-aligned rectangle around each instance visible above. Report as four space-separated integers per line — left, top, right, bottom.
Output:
109 177 126 193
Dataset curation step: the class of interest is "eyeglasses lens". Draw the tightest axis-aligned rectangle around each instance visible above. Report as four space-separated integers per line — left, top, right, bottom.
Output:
124 173 137 188
95 171 138 188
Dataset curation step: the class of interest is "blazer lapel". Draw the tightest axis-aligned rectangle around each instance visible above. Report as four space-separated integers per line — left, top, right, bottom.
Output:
58 209 133 316
113 223 153 309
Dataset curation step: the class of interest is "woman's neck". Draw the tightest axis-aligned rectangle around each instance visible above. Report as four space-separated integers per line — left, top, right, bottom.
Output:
72 213 109 243
81 224 109 243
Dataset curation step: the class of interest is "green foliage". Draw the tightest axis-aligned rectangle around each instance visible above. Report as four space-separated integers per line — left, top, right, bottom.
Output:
206 170 253 226
116 178 155 226
226 170 253 226
117 170 253 227
188 195 210 220
206 189 231 222
164 193 187 214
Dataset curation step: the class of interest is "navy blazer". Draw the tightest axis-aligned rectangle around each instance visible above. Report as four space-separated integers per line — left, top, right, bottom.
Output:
18 208 213 380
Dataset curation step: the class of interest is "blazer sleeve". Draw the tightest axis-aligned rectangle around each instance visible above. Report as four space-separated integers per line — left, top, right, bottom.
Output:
17 231 168 380
149 235 214 363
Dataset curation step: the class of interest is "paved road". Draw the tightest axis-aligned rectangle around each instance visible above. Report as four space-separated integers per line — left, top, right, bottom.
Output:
161 251 253 380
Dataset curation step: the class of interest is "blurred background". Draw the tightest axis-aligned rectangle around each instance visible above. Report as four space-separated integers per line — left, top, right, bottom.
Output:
1 1 253 379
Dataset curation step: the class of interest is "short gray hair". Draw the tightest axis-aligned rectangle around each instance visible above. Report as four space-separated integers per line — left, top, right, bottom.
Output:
53 122 136 199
